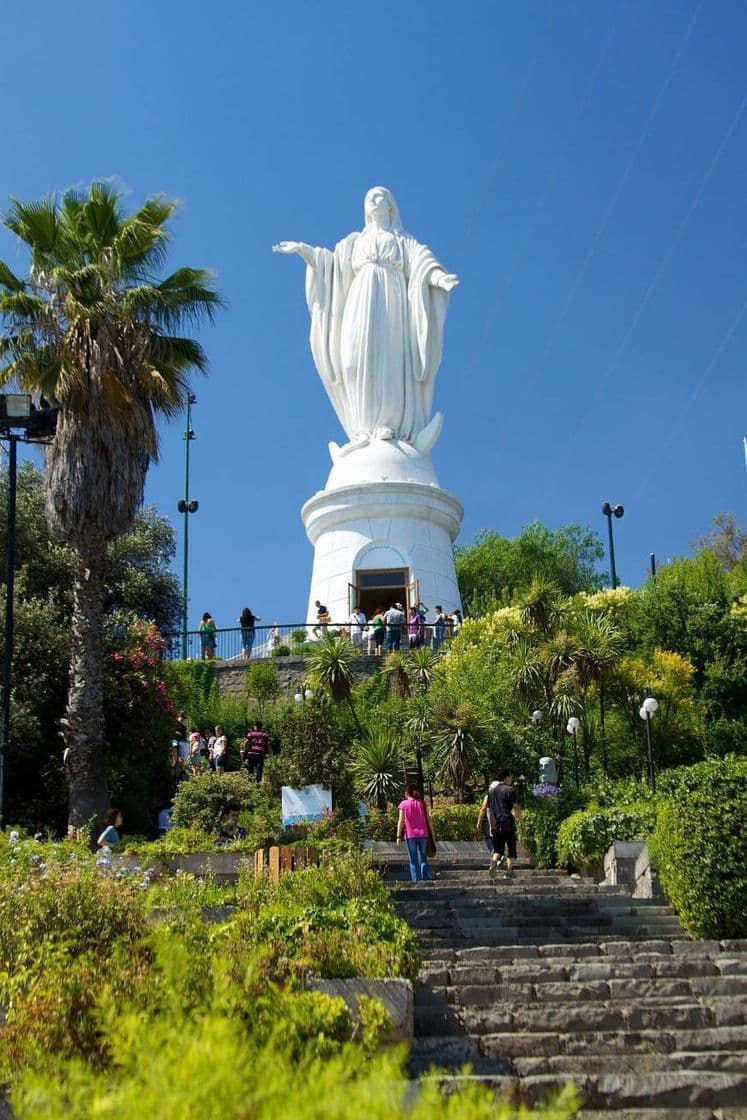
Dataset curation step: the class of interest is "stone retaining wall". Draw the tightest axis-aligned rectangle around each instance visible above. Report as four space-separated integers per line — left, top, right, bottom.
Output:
213 655 380 700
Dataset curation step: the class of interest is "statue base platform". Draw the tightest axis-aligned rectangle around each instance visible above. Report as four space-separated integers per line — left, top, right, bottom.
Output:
301 439 463 625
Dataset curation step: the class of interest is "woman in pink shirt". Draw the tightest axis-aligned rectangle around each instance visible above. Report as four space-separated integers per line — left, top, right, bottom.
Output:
397 785 435 882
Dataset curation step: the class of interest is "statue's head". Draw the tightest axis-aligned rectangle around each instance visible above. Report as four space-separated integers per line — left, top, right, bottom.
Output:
364 186 403 233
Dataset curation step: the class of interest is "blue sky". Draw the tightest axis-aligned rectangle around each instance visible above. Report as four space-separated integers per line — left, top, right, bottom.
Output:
1 1 745 630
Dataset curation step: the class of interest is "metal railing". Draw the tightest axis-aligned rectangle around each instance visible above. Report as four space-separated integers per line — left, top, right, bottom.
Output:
167 620 455 662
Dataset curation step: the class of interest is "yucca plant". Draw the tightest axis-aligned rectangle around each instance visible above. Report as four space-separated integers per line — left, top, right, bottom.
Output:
0 183 221 827
352 729 403 811
408 645 439 692
307 633 361 731
434 701 490 803
382 651 411 699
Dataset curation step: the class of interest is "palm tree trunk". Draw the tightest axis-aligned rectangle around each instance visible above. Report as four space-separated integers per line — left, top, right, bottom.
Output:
63 533 109 831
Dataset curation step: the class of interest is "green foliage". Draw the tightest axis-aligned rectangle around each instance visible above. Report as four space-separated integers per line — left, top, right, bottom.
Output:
556 804 656 871
244 661 279 718
455 522 605 614
266 698 357 818
365 801 483 841
170 771 259 832
103 619 176 831
271 644 291 657
0 464 185 830
652 757 747 938
352 730 403 809
234 852 420 981
13 1009 579 1120
520 789 587 869
165 659 215 726
0 837 579 1120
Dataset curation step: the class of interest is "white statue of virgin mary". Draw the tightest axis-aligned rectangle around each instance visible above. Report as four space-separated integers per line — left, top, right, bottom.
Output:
274 186 458 454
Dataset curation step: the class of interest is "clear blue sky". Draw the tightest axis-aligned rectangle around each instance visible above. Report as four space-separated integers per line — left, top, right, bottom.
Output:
2 1 745 629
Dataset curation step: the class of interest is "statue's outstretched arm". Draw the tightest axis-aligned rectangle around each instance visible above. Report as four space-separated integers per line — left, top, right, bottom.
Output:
272 241 318 268
428 267 459 293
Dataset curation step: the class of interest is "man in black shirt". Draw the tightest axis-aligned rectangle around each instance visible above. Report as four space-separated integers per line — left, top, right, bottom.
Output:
488 768 522 878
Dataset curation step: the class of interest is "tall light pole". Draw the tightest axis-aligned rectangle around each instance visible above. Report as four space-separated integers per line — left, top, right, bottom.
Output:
0 395 58 828
601 502 624 588
639 696 658 793
178 393 198 659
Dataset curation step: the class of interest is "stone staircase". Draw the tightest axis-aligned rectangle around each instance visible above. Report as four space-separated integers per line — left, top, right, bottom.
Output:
379 844 747 1119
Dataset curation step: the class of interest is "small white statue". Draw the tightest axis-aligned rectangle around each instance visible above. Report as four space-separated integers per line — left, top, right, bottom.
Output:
273 186 458 455
539 756 558 785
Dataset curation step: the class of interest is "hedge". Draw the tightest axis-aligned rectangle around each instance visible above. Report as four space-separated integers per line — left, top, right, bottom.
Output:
520 789 586 868
652 756 747 939
556 804 656 872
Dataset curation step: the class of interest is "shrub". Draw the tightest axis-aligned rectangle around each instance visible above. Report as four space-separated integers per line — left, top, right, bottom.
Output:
170 772 259 833
652 756 747 938
0 852 151 1077
234 852 420 981
271 644 291 657
556 804 656 871
364 802 483 842
520 788 586 868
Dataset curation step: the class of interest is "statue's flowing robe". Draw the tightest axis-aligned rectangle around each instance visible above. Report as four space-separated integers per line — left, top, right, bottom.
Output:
305 229 450 444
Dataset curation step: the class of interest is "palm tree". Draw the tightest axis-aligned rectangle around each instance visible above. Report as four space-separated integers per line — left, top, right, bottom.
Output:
0 183 221 828
520 575 564 635
307 633 362 731
352 729 402 811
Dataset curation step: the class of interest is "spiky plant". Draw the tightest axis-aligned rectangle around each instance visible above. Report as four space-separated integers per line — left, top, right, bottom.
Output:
0 183 221 827
382 651 411 699
408 645 439 692
352 729 403 811
307 633 361 730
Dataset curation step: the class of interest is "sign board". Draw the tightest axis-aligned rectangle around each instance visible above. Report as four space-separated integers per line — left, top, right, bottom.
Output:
281 785 333 829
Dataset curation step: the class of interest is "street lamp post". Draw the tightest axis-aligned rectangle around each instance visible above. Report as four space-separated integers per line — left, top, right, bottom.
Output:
178 394 198 659
566 716 581 785
639 696 658 793
601 502 624 588
0 395 58 829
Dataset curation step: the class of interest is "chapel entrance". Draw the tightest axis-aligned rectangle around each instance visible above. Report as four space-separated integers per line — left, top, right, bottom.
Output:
349 567 414 619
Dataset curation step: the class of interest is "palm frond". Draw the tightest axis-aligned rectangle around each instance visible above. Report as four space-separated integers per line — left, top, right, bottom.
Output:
0 260 25 292
4 196 59 257
148 333 209 375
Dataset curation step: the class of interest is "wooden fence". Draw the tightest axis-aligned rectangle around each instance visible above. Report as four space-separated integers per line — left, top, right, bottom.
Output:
254 844 329 882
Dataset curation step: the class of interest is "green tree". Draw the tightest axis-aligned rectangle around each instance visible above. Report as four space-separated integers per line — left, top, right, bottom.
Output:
244 662 280 720
0 463 187 830
0 183 220 828
455 522 605 614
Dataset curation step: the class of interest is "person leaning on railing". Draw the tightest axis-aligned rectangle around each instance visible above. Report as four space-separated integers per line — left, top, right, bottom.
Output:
199 612 217 660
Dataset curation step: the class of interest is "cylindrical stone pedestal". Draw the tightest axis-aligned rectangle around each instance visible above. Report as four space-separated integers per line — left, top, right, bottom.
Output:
301 440 463 624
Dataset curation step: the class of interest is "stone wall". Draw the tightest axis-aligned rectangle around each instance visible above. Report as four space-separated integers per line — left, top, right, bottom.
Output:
213 655 380 701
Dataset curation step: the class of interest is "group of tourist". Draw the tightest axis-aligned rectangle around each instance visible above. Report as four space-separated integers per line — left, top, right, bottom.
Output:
199 609 268 661
197 601 463 662
325 600 463 653
396 769 521 884
174 721 271 781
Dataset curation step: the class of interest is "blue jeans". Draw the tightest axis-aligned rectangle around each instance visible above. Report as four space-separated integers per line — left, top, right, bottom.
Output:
406 837 429 882
386 627 401 651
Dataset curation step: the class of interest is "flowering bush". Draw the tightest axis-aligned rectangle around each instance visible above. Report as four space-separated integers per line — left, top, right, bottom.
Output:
532 783 561 799
104 618 177 831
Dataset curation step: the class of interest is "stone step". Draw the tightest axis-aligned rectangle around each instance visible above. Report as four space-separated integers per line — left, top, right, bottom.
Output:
514 1052 747 1076
478 1025 747 1058
426 1071 747 1110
